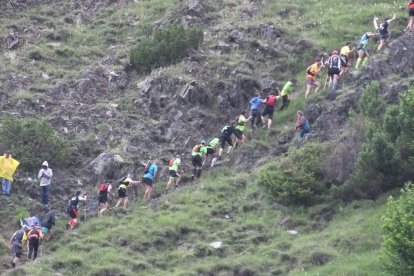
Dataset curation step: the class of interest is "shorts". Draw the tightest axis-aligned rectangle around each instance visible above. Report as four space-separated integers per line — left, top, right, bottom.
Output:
12 243 22 258
261 105 275 119
118 187 127 198
206 147 215 156
169 170 178 178
409 8 414 17
67 207 79 219
143 177 154 187
306 77 315 86
328 67 340 77
234 129 244 140
220 135 233 148
379 33 389 41
192 154 203 167
98 194 108 204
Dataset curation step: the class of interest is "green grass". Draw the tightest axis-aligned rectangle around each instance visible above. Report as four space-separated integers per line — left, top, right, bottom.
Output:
19 168 388 275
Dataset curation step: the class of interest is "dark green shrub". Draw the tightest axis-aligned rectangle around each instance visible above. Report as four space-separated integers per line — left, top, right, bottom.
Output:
359 81 386 119
130 26 203 74
383 105 401 142
0 117 72 172
258 143 330 206
335 127 401 200
381 183 414 275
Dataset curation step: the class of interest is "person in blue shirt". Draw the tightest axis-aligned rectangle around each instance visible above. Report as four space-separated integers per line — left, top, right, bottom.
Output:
249 92 263 129
143 160 160 201
355 32 377 69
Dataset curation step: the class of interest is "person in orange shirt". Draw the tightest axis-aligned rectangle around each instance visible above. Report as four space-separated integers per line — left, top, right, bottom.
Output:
305 58 322 99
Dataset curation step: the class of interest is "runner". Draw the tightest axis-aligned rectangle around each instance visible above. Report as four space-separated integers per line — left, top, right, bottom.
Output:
325 50 345 91
97 181 113 216
206 137 220 167
279 79 296 111
219 124 236 158
305 58 322 99
374 14 396 52
249 92 262 129
66 191 87 229
355 32 377 69
340 42 354 76
9 226 29 268
166 156 182 191
235 111 250 143
406 0 414 32
115 176 139 208
191 141 207 181
27 225 43 261
143 160 160 201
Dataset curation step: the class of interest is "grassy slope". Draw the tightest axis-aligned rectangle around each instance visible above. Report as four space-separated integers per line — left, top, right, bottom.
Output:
1 0 409 275
21 168 389 275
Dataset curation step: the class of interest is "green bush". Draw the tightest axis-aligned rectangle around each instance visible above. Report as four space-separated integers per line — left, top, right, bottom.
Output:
381 182 414 275
0 117 72 172
335 127 401 201
359 81 386 120
130 25 203 74
258 143 330 206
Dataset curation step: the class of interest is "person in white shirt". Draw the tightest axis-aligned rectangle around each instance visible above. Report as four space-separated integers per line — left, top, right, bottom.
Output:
38 161 53 208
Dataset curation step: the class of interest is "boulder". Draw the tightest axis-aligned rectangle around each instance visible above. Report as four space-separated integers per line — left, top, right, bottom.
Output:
88 152 125 180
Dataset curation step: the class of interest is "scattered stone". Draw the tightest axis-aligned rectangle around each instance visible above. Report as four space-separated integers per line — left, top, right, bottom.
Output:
287 230 298 235
209 241 222 249
41 73 50 80
5 32 19 49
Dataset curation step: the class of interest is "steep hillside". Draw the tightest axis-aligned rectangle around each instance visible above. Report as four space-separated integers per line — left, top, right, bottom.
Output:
0 0 413 275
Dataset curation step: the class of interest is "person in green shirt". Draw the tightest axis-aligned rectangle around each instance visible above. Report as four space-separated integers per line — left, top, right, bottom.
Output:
234 111 250 146
166 156 182 191
191 140 208 181
204 138 220 168
279 79 296 111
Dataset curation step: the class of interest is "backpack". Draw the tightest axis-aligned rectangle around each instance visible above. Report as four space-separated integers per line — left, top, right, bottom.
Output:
307 65 316 76
193 144 202 153
168 159 175 167
303 119 310 133
28 228 40 239
98 183 109 192
144 163 152 174
266 95 277 106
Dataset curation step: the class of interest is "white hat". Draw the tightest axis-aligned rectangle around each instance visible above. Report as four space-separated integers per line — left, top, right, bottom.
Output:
42 161 49 167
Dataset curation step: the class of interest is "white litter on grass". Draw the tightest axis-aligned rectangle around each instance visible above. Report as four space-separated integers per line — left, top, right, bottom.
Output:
287 230 298 235
209 241 222 249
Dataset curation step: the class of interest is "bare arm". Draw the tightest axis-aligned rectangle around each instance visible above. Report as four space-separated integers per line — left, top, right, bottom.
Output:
373 17 379 30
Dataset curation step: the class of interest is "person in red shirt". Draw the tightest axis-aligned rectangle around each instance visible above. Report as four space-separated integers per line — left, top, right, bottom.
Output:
406 0 414 31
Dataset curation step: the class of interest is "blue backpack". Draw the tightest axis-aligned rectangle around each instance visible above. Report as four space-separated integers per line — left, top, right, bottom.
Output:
303 119 310 133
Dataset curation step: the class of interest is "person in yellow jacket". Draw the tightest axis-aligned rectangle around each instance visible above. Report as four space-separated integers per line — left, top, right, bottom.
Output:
0 151 20 196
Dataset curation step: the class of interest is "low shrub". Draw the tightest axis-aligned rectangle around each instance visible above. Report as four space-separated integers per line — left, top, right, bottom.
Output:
258 143 330 206
381 183 414 275
0 117 72 172
130 25 203 74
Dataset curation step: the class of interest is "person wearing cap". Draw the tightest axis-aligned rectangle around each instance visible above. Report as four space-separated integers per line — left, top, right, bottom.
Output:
115 176 139 208
279 79 297 111
9 225 29 268
325 50 345 91
97 180 113 215
143 160 160 201
0 151 20 196
38 161 53 208
191 141 208 181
